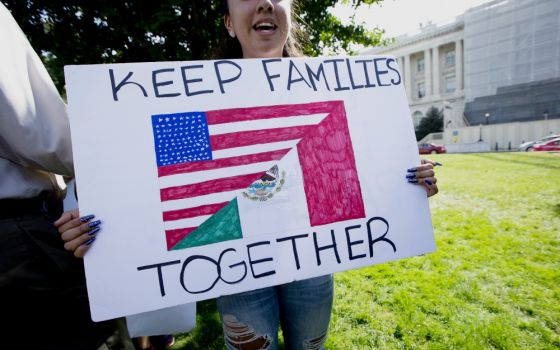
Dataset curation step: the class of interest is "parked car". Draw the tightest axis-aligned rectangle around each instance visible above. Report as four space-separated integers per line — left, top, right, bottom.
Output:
518 134 559 151
531 137 560 152
418 143 446 154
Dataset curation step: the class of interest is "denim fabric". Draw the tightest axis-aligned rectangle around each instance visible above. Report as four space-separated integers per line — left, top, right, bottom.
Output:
217 274 333 350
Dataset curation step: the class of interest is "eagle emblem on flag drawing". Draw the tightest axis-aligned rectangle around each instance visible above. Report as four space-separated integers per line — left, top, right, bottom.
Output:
242 165 286 202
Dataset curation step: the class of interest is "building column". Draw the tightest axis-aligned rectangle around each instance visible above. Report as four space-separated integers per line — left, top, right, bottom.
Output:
404 54 412 99
455 39 463 91
424 48 432 96
432 46 440 97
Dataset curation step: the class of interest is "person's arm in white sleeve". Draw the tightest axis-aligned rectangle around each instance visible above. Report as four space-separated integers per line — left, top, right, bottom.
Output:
0 3 74 177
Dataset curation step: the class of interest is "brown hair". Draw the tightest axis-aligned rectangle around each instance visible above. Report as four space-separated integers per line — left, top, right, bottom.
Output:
213 0 304 59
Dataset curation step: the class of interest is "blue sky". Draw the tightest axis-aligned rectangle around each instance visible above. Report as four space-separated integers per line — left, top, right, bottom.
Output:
332 0 495 37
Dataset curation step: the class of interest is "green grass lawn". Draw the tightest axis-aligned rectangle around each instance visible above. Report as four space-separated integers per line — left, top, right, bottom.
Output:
171 152 560 350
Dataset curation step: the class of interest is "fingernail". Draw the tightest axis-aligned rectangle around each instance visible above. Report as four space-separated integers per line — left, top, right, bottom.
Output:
88 227 101 236
80 214 95 222
425 180 433 186
407 167 417 172
434 162 443 166
47 223 54 229
407 179 419 183
87 220 101 228
85 237 96 246
406 173 416 179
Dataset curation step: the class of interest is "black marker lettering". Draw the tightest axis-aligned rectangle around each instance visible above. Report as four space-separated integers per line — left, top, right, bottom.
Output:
180 65 214 97
324 59 350 91
373 58 392 87
262 58 282 91
218 248 247 285
355 59 376 88
313 230 341 266
386 58 402 85
346 59 364 89
287 60 312 90
137 260 181 297
180 255 220 294
345 224 366 260
247 241 276 278
366 216 396 257
277 234 309 270
305 62 330 91
152 68 181 98
109 69 148 101
214 60 242 94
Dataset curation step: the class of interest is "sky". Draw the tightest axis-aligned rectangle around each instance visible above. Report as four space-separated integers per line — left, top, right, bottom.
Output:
333 0 496 38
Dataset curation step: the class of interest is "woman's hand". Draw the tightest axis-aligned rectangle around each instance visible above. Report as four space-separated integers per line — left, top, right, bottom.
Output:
406 159 440 197
54 209 101 258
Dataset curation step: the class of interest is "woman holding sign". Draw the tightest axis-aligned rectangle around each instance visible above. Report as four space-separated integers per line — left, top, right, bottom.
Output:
56 0 439 349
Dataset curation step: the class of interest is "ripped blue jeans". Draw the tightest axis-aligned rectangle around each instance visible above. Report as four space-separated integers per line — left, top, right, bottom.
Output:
217 274 334 350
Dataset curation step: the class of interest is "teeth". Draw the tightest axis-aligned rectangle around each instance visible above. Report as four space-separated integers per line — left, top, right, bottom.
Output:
255 23 275 29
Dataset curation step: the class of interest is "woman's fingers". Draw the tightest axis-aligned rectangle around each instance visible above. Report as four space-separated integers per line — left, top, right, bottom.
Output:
54 208 79 227
407 159 441 197
63 229 98 255
58 215 96 238
55 209 101 257
73 242 94 258
423 179 439 197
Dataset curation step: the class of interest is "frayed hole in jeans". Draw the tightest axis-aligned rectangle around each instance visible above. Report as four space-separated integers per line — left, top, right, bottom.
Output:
222 314 272 350
302 331 328 350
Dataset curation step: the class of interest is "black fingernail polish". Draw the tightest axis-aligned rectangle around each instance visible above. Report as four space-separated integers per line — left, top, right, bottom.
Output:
425 180 433 186
406 173 416 179
88 227 101 236
87 220 101 228
407 167 417 172
408 179 419 183
80 214 95 222
85 237 96 246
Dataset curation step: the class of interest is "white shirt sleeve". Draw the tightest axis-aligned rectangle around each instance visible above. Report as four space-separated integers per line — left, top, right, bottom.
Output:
0 3 74 177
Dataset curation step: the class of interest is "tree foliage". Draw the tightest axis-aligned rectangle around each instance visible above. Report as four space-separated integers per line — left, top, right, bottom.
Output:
2 0 387 93
416 106 443 141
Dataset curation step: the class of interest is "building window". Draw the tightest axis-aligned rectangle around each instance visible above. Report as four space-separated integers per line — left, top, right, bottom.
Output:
417 58 425 73
417 82 426 98
445 51 455 67
445 76 456 93
412 111 423 128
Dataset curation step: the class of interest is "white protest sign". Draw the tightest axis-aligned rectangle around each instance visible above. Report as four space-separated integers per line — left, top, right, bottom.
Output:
64 56 435 321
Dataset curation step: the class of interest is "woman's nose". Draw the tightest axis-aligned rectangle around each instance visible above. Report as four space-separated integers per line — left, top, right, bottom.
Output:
256 0 274 13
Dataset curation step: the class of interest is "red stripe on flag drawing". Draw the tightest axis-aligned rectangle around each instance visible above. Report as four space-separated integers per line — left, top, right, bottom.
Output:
209 125 315 151
205 102 337 125
165 227 196 250
297 101 365 226
162 202 228 221
160 172 265 202
158 148 289 177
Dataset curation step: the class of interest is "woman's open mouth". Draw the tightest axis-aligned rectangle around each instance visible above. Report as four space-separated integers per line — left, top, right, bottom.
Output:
253 22 278 32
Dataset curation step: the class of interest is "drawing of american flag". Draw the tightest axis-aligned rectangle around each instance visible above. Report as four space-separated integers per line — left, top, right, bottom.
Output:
151 101 365 251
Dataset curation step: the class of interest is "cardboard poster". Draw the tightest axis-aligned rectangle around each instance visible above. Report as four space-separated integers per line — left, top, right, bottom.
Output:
64 56 435 321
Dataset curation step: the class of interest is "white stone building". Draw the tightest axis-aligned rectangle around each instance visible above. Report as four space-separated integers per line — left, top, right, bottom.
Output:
363 0 560 150
363 17 466 130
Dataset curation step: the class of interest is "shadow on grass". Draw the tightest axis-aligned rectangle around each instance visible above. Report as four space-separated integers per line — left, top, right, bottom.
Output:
469 153 560 170
553 204 560 217
172 299 225 350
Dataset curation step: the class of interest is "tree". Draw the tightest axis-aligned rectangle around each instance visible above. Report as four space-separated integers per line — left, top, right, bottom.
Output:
415 106 443 141
2 0 387 93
